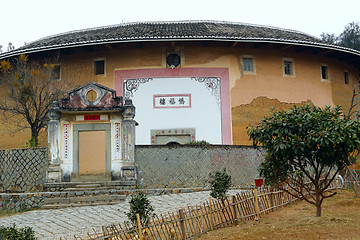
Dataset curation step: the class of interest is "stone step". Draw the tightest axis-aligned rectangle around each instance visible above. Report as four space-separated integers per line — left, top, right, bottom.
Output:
62 186 112 192
44 194 127 205
44 180 137 192
75 183 102 188
42 200 125 209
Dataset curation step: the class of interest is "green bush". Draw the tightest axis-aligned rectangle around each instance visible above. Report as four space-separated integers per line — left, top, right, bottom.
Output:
0 224 36 240
185 140 211 145
209 168 232 200
126 192 155 227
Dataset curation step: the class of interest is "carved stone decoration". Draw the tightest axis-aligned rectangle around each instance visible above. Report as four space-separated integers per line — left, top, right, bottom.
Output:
191 77 221 108
123 78 153 99
61 82 123 110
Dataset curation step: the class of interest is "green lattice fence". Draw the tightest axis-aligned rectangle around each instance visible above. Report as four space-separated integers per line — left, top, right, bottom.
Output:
0 147 48 192
135 145 265 189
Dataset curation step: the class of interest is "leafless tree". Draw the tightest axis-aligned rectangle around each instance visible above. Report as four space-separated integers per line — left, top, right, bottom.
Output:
348 83 360 120
0 54 70 147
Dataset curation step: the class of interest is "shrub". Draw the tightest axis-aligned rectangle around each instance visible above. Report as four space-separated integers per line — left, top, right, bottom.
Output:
209 168 232 200
0 224 36 240
185 140 211 145
126 192 155 227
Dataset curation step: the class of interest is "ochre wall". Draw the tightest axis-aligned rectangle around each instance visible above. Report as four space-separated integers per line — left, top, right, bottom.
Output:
0 45 358 148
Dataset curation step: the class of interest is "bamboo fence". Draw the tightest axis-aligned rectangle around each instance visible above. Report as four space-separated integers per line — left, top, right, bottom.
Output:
78 183 336 240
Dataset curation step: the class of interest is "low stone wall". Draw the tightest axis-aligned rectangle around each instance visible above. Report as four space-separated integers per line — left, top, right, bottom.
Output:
0 193 44 212
0 188 210 212
0 145 265 193
0 147 48 193
136 145 265 189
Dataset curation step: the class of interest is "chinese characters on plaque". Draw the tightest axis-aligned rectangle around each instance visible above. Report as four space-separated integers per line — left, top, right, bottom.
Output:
153 94 191 108
114 123 121 153
63 123 70 159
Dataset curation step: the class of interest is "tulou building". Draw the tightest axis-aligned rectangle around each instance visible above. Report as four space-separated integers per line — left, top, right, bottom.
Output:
1 20 360 149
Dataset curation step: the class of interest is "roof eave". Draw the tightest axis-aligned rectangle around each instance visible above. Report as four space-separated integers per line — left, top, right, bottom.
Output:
1 37 360 60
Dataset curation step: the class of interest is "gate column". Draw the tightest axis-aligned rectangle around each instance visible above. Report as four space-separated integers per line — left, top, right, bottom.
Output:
121 99 137 180
46 101 62 182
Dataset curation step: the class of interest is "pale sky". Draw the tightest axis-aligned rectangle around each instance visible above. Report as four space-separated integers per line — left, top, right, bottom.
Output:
1 0 360 51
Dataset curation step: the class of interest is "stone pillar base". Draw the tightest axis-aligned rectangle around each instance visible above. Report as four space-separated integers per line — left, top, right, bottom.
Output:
46 165 62 183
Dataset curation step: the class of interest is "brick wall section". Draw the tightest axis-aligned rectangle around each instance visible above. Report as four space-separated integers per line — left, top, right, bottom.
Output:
0 147 48 193
135 145 265 189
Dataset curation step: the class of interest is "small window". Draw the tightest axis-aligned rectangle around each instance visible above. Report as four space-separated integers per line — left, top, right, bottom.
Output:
321 65 329 81
94 59 105 75
282 58 295 77
344 71 349 84
241 55 256 75
166 53 181 68
284 61 292 75
51 64 60 80
243 58 253 72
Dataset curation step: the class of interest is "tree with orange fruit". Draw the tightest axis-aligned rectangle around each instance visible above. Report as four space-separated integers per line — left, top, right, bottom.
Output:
248 104 360 217
0 55 69 147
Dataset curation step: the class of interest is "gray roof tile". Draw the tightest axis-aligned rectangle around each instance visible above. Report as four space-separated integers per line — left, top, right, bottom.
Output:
1 20 360 59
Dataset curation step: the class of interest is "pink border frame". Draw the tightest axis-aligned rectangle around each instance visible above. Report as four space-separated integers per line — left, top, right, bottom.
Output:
115 68 232 144
153 94 191 109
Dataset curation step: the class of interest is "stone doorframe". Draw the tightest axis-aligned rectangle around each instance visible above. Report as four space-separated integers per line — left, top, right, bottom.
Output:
72 123 111 181
46 82 137 183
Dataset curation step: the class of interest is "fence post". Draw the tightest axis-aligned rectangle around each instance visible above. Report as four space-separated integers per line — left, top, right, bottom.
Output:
353 182 359 198
102 226 109 240
253 188 260 220
208 196 214 231
170 228 175 240
136 213 143 240
232 195 238 225
179 209 186 240
288 187 292 207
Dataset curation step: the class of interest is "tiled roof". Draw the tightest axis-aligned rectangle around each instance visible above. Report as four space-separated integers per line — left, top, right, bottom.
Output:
1 20 360 59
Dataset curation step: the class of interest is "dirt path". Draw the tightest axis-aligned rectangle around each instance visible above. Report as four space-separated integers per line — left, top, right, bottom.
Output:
197 190 360 240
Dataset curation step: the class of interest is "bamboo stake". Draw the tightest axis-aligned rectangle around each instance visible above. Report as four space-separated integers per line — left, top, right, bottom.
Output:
102 226 109 240
179 209 186 240
170 227 175 240
232 195 238 225
136 213 143 240
254 188 260 220
353 181 359 198
208 196 214 231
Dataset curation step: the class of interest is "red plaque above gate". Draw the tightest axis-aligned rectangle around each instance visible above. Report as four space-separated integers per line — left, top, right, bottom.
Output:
84 115 100 121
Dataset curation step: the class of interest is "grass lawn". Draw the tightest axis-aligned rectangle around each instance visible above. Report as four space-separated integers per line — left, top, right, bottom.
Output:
0 211 21 218
197 189 360 240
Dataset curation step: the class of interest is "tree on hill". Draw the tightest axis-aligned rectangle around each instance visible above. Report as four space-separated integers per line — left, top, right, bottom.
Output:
247 104 360 217
321 22 360 51
0 54 69 147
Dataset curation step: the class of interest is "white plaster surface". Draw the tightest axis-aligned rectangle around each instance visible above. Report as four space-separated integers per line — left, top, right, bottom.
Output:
129 77 222 144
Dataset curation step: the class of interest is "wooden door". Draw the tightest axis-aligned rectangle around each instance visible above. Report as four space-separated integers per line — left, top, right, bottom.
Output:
78 130 106 178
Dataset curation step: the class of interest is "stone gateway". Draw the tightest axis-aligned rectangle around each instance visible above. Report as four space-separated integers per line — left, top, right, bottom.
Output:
46 82 136 183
